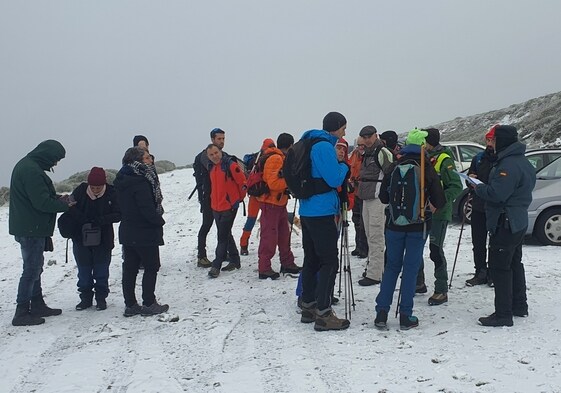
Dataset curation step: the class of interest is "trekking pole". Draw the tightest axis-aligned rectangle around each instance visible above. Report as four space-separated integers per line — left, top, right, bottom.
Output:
395 277 402 318
187 185 198 200
289 199 298 236
449 193 471 288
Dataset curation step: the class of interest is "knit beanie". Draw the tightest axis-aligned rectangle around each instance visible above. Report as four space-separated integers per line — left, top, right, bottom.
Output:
277 133 294 150
494 125 518 152
424 128 440 147
380 130 398 149
406 128 428 146
260 138 276 152
133 135 149 147
87 167 106 186
485 125 497 139
322 112 347 133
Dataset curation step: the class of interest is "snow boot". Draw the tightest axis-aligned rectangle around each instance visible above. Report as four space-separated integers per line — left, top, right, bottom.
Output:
314 309 350 331
399 314 419 330
374 310 388 329
30 296 62 317
12 303 45 326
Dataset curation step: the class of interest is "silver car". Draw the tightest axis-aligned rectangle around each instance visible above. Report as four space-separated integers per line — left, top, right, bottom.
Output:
527 156 561 245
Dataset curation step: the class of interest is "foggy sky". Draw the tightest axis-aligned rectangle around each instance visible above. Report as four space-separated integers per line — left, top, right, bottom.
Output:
2 0 561 187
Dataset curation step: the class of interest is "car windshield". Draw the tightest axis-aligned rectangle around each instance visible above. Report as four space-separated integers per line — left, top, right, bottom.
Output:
536 156 561 179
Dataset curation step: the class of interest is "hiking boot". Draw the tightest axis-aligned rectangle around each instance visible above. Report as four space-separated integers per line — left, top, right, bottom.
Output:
415 284 427 294
221 262 241 271
400 314 419 330
374 310 388 329
478 313 513 327
358 251 368 259
141 301 169 316
331 296 339 305
12 304 45 326
300 301 317 323
466 273 487 287
208 267 220 278
487 277 494 287
259 270 280 280
197 257 212 268
240 246 249 256
297 296 303 309
96 299 107 311
75 299 93 311
428 292 448 306
358 277 381 286
30 296 62 317
123 303 142 317
314 309 350 331
280 264 302 274
351 249 359 256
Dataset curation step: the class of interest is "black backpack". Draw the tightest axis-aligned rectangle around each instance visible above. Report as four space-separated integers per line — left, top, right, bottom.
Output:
283 138 332 199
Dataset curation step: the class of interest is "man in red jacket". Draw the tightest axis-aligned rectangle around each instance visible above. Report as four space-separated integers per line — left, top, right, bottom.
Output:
206 144 247 278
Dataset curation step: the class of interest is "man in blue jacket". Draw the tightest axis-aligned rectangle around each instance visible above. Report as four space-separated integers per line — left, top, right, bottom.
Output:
474 125 535 327
299 111 350 331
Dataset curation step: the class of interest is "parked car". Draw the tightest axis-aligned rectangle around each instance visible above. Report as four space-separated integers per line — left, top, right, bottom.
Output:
453 150 561 245
527 156 561 245
441 141 485 171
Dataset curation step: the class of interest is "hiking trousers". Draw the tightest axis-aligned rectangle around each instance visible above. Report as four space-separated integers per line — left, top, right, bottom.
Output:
362 198 385 281
471 209 489 274
258 203 295 273
197 198 214 258
417 218 449 294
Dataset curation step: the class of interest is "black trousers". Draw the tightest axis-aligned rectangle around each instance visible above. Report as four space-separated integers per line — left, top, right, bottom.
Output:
352 197 368 254
197 198 214 258
488 221 527 318
470 209 489 274
212 208 240 268
300 215 339 311
122 245 161 307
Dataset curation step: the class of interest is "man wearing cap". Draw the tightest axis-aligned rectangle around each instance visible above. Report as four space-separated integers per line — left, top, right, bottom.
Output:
465 127 497 287
349 136 368 258
474 125 535 327
299 111 350 331
417 128 462 306
193 128 227 268
9 140 75 326
356 125 394 286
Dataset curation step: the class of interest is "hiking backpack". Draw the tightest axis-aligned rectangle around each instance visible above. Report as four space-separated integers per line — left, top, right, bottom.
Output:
283 138 332 199
387 160 427 226
246 152 277 197
242 152 259 176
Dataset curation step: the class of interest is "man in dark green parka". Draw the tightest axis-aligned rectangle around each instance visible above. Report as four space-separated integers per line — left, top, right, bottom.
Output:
9 140 72 326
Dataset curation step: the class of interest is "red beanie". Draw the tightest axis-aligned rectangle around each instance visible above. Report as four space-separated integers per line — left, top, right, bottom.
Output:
87 167 106 186
485 125 497 139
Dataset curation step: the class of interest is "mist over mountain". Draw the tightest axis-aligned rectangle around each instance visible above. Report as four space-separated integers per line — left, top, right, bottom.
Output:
432 91 561 147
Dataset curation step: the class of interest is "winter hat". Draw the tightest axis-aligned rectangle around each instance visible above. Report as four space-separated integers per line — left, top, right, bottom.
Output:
87 167 106 186
133 135 149 147
494 125 518 152
359 125 377 137
323 112 347 133
260 138 276 152
405 128 428 146
277 133 294 149
336 138 349 150
485 125 497 139
424 128 440 147
380 130 398 149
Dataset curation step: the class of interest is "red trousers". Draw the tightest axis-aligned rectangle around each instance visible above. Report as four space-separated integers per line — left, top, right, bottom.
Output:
258 203 295 273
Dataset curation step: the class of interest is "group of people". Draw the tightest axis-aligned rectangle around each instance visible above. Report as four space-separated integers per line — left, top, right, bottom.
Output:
9 115 535 331
10 135 169 326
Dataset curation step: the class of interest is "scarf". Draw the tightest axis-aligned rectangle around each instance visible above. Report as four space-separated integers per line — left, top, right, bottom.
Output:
128 161 164 215
87 185 106 200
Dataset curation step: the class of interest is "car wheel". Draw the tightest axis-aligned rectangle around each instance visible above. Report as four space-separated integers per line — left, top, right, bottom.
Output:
534 208 561 246
459 194 472 225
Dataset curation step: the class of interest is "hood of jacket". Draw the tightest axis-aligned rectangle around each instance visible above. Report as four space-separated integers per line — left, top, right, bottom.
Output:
300 129 338 145
26 140 66 171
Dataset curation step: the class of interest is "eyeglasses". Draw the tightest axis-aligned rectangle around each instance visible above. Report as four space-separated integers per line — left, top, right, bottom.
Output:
357 144 366 148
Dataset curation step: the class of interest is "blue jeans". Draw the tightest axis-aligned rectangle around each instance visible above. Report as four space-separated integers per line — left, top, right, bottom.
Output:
15 236 46 305
73 242 112 299
376 229 427 317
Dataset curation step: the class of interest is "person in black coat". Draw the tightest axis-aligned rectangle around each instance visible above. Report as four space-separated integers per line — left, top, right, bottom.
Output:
69 167 121 311
114 147 169 317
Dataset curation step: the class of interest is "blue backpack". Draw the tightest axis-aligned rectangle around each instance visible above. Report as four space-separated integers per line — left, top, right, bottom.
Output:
387 160 426 226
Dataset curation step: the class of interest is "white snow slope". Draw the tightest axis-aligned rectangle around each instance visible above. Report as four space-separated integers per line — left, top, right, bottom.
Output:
1 168 560 393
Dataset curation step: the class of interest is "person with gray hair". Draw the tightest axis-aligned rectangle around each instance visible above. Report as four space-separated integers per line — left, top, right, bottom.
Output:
114 147 168 317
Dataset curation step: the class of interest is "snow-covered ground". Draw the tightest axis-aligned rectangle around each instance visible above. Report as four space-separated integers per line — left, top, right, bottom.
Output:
1 167 560 393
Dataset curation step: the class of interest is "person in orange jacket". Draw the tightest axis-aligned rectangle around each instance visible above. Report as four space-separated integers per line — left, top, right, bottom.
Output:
348 137 368 258
256 134 302 279
206 144 247 278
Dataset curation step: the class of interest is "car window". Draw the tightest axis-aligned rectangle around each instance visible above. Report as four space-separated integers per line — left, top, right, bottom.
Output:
458 145 484 163
536 156 561 178
527 155 544 171
446 146 458 161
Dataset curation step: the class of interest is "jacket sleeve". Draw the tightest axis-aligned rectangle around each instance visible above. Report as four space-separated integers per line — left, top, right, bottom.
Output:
312 141 349 188
427 165 446 210
97 187 122 226
378 163 396 204
467 155 478 176
26 169 69 214
378 147 395 175
474 163 517 204
230 161 247 200
440 157 463 204
134 181 165 226
263 154 287 192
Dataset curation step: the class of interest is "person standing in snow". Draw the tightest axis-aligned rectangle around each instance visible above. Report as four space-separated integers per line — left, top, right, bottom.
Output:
206 144 247 278
114 147 169 317
9 139 74 326
348 136 368 259
65 167 121 311
473 125 535 327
